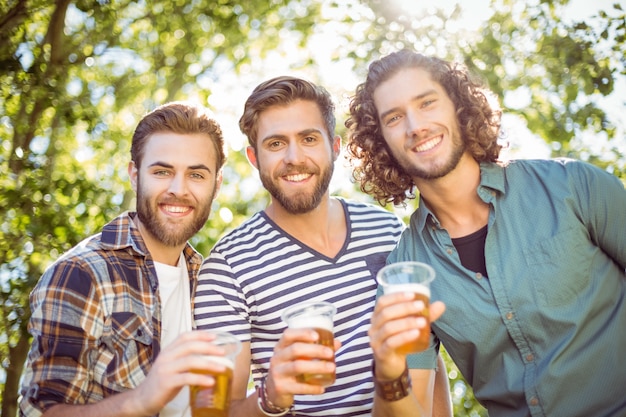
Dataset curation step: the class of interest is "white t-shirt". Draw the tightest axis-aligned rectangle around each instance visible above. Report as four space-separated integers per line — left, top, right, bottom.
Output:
156 253 192 417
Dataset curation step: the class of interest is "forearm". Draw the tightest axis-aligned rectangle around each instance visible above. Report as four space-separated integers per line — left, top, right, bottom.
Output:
41 389 147 417
229 383 292 417
372 368 436 417
229 392 266 417
373 392 428 417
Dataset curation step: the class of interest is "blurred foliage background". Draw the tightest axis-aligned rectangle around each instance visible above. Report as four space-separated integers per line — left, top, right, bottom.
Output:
1 0 624 416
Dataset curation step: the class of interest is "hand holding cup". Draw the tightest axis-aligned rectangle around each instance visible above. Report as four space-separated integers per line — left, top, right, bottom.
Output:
281 301 337 386
189 331 241 417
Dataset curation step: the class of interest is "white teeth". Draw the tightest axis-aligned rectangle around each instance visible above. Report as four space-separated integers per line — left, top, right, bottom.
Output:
285 173 310 182
414 136 441 152
164 205 189 213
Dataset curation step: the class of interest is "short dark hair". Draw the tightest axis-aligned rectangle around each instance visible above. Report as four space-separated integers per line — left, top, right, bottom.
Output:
345 50 502 205
131 102 226 170
239 76 336 148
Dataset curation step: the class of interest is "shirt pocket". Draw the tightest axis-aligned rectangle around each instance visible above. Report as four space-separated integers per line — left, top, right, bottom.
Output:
99 311 154 391
365 253 389 277
523 227 592 306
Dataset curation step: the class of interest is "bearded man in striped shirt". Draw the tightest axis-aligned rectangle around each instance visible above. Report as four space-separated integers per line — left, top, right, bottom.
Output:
194 76 451 417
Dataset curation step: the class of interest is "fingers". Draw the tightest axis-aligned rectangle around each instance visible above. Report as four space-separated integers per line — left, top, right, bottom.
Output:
369 293 446 378
133 331 236 415
430 300 446 321
265 328 337 406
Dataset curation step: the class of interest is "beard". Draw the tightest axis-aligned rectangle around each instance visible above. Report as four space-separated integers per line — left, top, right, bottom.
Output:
395 127 466 180
135 177 215 247
258 161 334 215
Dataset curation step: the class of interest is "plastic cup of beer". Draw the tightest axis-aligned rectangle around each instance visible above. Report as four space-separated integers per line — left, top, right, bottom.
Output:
189 331 241 417
377 262 435 354
281 301 337 386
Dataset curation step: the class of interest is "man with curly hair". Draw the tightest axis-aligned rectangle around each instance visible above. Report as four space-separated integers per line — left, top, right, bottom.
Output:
346 49 626 417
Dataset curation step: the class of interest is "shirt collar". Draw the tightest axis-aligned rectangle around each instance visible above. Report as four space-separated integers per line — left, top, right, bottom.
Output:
412 162 507 230
479 161 506 194
100 211 203 266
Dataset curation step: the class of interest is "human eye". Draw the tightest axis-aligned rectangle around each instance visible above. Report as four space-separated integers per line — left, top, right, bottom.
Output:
267 140 283 149
190 172 205 180
422 98 436 108
384 114 402 127
153 169 171 177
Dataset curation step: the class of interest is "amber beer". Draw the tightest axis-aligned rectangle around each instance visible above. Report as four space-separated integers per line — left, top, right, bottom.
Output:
377 262 436 354
295 322 335 386
384 283 431 354
281 301 337 387
190 357 235 417
190 332 241 417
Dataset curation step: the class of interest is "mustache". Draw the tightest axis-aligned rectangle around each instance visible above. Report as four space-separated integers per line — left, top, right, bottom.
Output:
410 128 444 142
276 166 318 177
158 198 194 206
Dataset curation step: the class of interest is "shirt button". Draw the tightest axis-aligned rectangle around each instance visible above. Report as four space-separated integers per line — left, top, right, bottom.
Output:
475 273 483 280
526 354 534 362
506 312 514 320
529 396 539 406
446 248 453 255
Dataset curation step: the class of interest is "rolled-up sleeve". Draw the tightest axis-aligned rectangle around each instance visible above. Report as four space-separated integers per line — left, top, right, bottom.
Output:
20 259 102 416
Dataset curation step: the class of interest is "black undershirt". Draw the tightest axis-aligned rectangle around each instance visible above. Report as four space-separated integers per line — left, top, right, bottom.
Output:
451 224 488 277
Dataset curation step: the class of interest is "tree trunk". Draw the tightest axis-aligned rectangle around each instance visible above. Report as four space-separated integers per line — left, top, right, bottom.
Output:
1 330 30 417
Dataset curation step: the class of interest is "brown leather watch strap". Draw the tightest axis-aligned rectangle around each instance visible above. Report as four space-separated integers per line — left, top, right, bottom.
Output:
372 361 412 401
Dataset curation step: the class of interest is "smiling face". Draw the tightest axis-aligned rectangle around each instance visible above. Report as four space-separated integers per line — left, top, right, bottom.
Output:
129 131 222 249
247 99 340 214
374 67 466 181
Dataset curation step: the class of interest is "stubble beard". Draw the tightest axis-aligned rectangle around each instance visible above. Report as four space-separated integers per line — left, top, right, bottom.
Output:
397 128 466 180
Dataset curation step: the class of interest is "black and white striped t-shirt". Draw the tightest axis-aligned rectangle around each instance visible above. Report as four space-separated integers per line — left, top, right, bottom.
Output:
194 198 404 417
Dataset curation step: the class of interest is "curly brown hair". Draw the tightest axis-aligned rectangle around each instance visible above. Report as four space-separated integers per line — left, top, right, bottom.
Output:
345 50 502 206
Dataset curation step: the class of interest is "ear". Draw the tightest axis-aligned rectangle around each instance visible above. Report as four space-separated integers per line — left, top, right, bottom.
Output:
331 135 341 161
246 146 259 170
128 161 138 192
215 169 224 194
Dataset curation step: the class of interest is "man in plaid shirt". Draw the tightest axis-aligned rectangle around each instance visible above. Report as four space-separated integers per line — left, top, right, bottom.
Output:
20 102 227 417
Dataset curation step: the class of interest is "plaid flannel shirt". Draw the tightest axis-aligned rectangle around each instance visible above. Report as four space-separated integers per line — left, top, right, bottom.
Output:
19 212 202 417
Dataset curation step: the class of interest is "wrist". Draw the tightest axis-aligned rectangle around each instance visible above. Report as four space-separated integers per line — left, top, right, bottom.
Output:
372 360 412 401
257 376 292 416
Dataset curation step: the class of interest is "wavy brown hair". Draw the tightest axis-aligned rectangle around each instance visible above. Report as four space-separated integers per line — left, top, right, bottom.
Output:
345 50 502 206
239 75 336 149
131 101 226 171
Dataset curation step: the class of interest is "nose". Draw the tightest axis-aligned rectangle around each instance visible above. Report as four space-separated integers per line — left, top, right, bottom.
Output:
167 173 188 196
406 110 428 138
283 142 305 165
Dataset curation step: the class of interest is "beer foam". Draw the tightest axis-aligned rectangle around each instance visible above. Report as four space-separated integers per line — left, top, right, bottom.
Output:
204 355 235 369
287 314 333 331
383 283 431 298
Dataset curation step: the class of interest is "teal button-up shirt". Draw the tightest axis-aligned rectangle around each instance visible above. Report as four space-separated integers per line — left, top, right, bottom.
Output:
391 159 626 417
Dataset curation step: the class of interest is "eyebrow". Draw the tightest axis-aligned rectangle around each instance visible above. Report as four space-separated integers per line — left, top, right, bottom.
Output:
298 128 325 137
260 128 325 143
148 161 212 173
378 88 438 121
